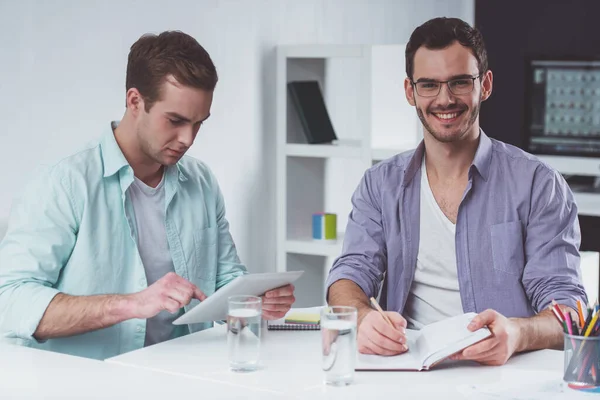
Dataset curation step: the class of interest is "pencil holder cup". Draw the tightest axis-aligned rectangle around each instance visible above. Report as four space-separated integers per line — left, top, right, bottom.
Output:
563 333 600 390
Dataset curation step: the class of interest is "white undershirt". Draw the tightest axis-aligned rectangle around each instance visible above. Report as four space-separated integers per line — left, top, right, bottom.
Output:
127 173 183 346
403 157 463 330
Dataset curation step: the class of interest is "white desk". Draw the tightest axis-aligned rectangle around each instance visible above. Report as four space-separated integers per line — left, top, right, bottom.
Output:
107 325 565 399
0 342 288 399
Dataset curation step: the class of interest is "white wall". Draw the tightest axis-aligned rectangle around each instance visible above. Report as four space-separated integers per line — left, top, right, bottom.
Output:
0 0 473 273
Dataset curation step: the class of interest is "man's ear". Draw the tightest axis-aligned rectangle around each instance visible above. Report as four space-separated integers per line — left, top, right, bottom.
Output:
480 70 493 102
125 88 145 115
404 77 416 106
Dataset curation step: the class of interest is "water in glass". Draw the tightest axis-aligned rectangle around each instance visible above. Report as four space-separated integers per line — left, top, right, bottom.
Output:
322 318 357 385
227 308 261 371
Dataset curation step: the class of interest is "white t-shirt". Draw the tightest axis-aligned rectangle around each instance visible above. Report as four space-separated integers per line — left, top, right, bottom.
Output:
403 158 464 330
127 173 185 346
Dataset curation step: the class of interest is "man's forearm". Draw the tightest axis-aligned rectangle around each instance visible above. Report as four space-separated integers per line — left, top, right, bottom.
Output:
34 293 136 340
327 279 374 324
512 306 575 353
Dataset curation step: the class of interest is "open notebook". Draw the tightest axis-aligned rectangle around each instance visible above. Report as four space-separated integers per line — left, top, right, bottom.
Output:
356 312 491 371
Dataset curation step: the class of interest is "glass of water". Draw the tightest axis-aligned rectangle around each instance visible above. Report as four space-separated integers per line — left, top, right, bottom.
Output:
321 306 357 386
227 295 262 372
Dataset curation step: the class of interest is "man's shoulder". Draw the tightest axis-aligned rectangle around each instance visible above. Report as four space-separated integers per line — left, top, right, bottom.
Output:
40 141 104 184
489 138 556 176
365 149 416 180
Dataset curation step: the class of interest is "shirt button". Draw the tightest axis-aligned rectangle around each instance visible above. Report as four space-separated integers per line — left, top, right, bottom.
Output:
136 326 144 333
139 278 145 287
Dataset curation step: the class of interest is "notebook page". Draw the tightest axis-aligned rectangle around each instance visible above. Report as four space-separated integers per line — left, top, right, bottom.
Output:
422 327 491 369
356 329 425 370
419 313 491 369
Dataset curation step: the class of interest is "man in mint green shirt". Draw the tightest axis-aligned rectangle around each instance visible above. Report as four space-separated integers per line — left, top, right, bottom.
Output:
0 31 295 360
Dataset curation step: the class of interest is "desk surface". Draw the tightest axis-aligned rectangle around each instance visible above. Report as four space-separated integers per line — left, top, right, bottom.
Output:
107 324 565 399
0 342 288 399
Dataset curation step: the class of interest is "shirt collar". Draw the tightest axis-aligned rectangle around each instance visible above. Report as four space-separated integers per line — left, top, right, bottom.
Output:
100 121 130 178
100 121 188 182
471 129 492 182
402 129 492 187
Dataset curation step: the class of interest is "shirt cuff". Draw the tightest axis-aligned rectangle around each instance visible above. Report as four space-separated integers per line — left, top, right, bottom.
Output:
326 266 377 301
538 295 583 315
17 285 61 343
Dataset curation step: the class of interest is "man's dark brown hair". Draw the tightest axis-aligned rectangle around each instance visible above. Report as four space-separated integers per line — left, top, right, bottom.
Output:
405 17 488 80
126 31 218 112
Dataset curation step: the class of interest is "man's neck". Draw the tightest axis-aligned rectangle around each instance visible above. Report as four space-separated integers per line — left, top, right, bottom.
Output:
423 127 480 181
113 115 164 187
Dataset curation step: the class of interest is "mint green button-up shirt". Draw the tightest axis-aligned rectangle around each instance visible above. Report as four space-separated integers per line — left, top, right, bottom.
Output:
0 125 247 360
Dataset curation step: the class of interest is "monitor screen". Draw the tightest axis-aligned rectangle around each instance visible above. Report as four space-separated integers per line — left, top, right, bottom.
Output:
525 59 600 157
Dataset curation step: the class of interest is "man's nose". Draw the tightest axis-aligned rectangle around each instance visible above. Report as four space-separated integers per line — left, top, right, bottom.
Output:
436 83 457 106
178 127 194 148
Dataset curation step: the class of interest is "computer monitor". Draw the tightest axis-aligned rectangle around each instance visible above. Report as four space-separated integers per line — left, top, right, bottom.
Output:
524 58 600 176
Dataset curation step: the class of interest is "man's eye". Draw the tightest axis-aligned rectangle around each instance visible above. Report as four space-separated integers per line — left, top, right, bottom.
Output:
170 119 184 125
453 80 470 86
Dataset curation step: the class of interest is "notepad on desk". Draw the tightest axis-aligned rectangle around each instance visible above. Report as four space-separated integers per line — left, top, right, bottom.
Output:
356 313 491 371
267 306 322 331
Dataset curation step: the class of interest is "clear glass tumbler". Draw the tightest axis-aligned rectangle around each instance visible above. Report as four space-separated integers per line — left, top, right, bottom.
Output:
321 306 357 386
227 295 262 372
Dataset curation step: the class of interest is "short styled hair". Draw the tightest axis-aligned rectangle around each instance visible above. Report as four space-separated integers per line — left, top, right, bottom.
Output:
405 17 488 80
126 31 218 112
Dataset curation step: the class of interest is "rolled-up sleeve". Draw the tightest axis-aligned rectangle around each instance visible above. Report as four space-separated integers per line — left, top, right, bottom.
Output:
326 170 387 299
522 168 587 313
0 168 78 342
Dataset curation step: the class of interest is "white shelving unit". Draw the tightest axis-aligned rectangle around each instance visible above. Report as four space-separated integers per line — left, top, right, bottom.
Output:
276 44 419 307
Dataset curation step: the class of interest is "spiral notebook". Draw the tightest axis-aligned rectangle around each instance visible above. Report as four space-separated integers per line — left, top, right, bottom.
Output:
267 307 322 331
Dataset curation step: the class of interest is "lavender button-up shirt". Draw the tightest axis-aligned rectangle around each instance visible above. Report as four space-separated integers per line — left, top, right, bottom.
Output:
327 131 587 317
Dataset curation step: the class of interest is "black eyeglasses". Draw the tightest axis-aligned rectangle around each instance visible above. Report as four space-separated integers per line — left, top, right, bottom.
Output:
411 75 482 97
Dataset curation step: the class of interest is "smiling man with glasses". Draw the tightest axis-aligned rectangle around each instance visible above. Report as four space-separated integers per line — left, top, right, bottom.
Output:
327 17 586 366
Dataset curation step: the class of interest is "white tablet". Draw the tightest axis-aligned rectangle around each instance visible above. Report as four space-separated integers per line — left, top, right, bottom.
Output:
172 271 304 325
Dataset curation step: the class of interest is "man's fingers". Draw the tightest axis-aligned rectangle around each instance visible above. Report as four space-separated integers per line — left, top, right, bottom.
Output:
262 303 292 312
364 334 406 356
262 310 286 320
167 287 191 305
265 284 295 298
462 337 498 358
372 317 406 344
465 346 501 362
469 309 496 331
475 356 505 366
262 295 295 305
162 298 181 314
161 273 205 301
368 329 407 353
386 312 407 329
193 286 207 301
358 340 378 355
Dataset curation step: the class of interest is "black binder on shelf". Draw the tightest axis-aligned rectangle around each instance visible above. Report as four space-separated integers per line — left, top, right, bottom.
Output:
287 81 337 144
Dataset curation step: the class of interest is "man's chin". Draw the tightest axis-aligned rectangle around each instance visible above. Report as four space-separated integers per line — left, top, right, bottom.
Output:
156 155 181 166
428 127 468 143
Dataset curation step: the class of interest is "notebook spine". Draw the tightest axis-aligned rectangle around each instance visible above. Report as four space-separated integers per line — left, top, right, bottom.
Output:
267 324 320 331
